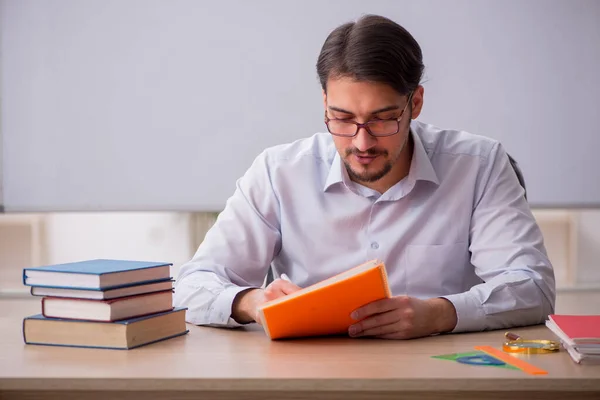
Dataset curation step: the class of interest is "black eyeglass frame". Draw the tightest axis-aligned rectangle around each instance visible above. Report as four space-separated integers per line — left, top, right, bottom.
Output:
324 91 414 138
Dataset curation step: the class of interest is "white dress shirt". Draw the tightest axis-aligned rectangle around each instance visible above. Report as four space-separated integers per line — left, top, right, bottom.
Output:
174 120 556 333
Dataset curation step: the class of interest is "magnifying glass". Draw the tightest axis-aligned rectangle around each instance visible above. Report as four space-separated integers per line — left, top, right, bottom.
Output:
502 332 561 354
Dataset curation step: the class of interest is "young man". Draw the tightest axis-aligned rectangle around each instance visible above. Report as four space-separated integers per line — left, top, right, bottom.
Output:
174 15 555 339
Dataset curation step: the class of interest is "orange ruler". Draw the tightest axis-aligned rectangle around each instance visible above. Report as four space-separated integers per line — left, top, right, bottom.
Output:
475 346 548 375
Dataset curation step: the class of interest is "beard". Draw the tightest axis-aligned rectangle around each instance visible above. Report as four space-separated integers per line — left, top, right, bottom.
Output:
343 148 393 183
342 131 411 184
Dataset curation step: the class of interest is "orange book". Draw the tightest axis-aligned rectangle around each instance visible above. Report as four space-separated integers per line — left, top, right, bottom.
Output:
257 259 391 339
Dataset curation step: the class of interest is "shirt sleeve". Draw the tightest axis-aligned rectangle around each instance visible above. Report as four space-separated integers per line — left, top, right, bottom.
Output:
443 142 556 332
173 150 282 327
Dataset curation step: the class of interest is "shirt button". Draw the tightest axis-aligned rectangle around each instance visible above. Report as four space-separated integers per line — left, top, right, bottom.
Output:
371 242 379 249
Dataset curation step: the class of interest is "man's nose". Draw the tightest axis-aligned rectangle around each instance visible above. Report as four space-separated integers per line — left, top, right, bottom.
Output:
352 127 377 152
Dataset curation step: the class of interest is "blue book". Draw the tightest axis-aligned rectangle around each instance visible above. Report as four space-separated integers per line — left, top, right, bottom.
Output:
23 259 172 290
23 308 189 350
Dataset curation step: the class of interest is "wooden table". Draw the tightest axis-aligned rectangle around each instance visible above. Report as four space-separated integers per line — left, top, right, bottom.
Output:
1 293 599 400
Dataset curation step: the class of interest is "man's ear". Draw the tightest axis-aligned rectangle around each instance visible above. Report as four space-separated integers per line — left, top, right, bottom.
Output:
410 85 425 119
322 89 327 111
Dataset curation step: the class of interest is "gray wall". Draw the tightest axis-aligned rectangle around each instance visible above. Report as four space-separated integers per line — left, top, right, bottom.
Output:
2 0 599 211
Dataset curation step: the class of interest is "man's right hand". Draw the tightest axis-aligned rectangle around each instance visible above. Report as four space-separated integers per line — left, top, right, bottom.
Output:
231 278 301 324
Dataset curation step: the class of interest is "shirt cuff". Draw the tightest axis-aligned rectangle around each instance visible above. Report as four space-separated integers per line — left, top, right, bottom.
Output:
209 285 256 327
441 292 486 333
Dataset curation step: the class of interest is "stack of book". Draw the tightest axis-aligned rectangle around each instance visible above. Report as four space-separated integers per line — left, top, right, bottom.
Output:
546 314 600 364
22 259 188 350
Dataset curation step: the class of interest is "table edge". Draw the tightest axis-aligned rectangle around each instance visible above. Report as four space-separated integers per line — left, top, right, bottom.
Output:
1 377 600 392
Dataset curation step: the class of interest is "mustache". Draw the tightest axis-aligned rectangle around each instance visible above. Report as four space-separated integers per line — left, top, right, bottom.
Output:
345 148 388 157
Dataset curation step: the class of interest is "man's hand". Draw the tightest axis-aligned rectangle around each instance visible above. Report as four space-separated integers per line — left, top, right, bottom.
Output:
348 296 457 339
231 278 301 325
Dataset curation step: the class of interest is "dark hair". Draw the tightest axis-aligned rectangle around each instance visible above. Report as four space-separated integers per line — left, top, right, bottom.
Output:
316 15 424 96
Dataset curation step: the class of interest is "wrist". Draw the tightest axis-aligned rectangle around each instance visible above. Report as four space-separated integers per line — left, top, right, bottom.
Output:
428 297 458 334
231 288 261 324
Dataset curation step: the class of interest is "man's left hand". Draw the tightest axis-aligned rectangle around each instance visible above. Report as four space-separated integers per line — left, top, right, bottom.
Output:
348 296 458 339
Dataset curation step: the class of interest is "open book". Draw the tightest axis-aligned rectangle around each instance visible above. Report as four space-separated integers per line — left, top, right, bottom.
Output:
258 259 391 339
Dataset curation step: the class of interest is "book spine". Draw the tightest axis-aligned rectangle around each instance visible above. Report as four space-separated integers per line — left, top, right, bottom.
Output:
22 318 28 344
23 330 188 350
128 330 189 350
379 265 392 298
41 297 48 318
39 307 175 323
23 342 129 350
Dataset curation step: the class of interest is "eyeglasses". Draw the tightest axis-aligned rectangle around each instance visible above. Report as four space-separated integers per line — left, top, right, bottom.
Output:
324 91 414 137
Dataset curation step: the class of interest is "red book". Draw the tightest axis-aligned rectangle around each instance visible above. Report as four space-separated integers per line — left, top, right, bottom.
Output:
546 315 600 364
42 290 173 322
546 315 600 348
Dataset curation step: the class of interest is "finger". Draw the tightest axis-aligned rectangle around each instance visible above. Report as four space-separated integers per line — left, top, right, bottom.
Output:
352 322 400 338
263 285 284 301
352 297 403 320
349 310 401 336
373 316 420 339
272 279 302 294
263 280 301 301
376 323 416 340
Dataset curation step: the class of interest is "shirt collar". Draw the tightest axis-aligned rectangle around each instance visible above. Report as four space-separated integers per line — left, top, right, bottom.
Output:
323 125 440 193
407 126 440 186
323 151 346 192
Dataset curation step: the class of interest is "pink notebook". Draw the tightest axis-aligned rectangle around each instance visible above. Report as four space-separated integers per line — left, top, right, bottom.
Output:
546 315 600 347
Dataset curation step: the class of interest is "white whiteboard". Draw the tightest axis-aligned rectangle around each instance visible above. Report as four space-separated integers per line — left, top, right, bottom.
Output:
2 0 600 212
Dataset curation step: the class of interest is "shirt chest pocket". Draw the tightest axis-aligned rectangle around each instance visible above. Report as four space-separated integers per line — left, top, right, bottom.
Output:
403 242 472 298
